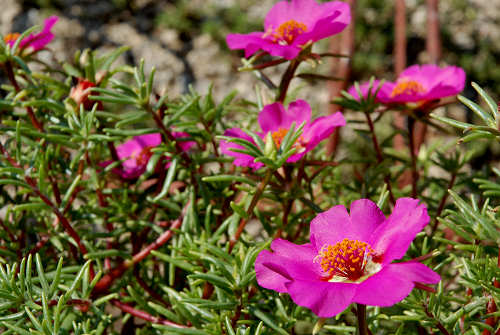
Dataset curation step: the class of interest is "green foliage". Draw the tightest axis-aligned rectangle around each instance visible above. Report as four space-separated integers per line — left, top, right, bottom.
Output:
1 13 500 335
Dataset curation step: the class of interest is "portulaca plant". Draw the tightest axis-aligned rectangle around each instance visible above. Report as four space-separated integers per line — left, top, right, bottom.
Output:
0 1 499 334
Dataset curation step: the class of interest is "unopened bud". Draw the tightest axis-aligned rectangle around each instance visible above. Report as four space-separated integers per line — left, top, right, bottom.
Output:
263 132 277 160
69 78 101 110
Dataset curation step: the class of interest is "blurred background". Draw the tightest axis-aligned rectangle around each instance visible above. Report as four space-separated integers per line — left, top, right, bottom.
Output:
2 0 499 106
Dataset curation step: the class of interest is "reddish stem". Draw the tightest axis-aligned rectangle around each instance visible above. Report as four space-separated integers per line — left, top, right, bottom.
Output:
229 169 273 252
365 112 396 205
111 299 186 328
0 218 16 242
249 58 288 70
414 282 436 293
26 234 50 256
0 142 90 268
148 106 192 165
134 270 170 306
276 59 300 103
3 61 44 132
408 117 419 198
423 300 451 335
483 249 500 335
93 211 184 295
431 173 457 234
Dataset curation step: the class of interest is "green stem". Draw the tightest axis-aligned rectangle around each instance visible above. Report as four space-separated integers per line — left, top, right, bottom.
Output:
357 304 368 335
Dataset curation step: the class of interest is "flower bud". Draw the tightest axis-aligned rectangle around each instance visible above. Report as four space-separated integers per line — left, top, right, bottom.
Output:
69 78 101 110
263 132 277 160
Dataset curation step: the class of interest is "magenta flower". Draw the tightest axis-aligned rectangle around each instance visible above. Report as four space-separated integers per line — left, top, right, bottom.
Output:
226 0 350 60
379 64 465 104
255 198 440 317
220 100 345 169
347 80 385 102
4 16 58 52
106 133 194 179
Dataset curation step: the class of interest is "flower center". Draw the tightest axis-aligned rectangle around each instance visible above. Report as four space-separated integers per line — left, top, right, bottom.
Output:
4 32 20 45
134 146 153 166
270 127 305 151
391 78 427 97
315 238 381 282
265 20 307 45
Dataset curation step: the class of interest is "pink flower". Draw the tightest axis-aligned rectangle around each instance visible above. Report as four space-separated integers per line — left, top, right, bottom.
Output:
347 80 384 102
4 16 58 51
255 198 440 317
379 64 465 104
220 100 345 169
226 0 350 60
106 133 194 180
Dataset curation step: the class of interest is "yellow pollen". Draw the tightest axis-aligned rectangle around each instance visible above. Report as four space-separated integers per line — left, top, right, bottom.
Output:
391 78 426 97
315 238 374 281
4 32 20 44
265 20 307 45
270 127 305 151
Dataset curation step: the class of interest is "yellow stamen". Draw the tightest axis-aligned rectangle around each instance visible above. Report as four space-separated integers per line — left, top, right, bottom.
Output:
315 238 375 281
270 127 305 151
391 78 426 97
4 32 20 44
264 20 307 45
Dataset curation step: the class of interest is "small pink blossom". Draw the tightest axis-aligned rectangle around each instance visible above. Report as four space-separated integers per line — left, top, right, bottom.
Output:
347 80 384 102
226 0 350 60
104 133 194 180
220 100 345 169
378 64 465 104
4 16 58 52
255 198 440 317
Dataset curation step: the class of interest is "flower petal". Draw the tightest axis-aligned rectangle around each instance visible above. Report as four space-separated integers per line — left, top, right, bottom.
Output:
376 81 395 103
269 239 319 278
369 198 430 264
286 279 356 317
258 102 289 133
294 1 351 46
226 32 301 60
220 128 263 169
134 133 162 147
21 15 58 51
425 66 466 101
349 199 385 241
309 205 351 250
226 32 267 58
310 199 384 251
353 262 439 307
116 133 160 161
302 111 345 149
352 263 414 307
255 250 291 293
264 0 322 30
255 239 319 293
393 261 441 284
172 131 196 151
285 99 312 128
